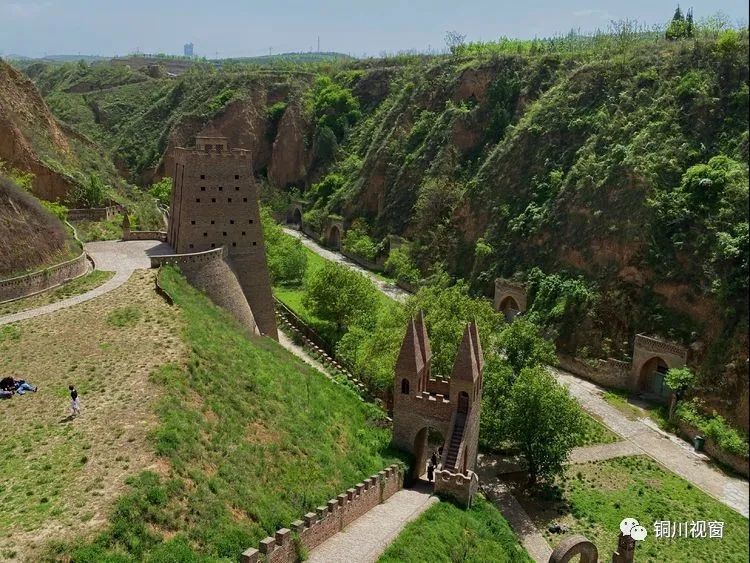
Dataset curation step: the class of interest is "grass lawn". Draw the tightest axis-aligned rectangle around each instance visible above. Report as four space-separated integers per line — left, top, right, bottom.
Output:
0 270 184 561
378 496 532 562
51 266 404 561
577 413 620 446
72 215 126 243
602 390 673 430
512 456 749 563
0 270 114 317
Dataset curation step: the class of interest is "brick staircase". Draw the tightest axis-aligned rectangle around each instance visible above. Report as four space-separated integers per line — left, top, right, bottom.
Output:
444 413 466 471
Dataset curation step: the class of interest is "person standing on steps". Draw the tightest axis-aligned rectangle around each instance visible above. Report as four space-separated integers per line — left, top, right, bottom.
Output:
426 461 435 483
69 384 80 416
430 451 438 468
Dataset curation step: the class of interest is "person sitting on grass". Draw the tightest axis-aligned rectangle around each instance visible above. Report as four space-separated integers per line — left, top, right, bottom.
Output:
0 376 15 391
14 379 38 395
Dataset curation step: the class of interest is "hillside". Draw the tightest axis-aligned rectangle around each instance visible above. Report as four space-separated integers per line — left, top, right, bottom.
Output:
0 59 120 202
0 174 77 276
24 29 749 424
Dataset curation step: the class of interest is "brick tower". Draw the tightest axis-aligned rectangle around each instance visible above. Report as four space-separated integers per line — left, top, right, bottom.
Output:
391 312 483 505
168 129 277 339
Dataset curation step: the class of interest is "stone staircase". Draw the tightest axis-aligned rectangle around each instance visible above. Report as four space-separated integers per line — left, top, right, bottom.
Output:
443 413 466 471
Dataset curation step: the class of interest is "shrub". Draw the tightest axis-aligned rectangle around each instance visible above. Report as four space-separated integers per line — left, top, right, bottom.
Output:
342 221 378 261
148 177 173 207
385 246 420 284
676 400 749 458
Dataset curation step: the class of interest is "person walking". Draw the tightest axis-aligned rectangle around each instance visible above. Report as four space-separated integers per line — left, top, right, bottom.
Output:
430 451 438 467
426 461 435 483
69 384 80 416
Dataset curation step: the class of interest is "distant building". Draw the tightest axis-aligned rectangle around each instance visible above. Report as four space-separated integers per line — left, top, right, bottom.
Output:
183 43 194 57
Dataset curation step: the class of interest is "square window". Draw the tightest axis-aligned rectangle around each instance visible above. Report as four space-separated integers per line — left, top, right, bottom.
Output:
223 232 227 236
200 174 205 179
230 219 235 224
219 186 223 191
211 198 216 203
201 186 206 191
203 232 207 237
243 198 247 202
211 220 215 225
249 219 254 224
242 231 246 236
191 220 196 225
235 186 240 191
211 243 216 248
232 242 237 247
196 198 200 202
189 244 194 249
252 241 257 246
228 198 232 203
235 175 239 179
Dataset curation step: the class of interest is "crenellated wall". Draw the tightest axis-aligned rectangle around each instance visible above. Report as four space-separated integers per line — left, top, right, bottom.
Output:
434 469 479 507
0 251 88 303
123 230 167 242
240 464 403 563
67 205 121 222
151 247 258 335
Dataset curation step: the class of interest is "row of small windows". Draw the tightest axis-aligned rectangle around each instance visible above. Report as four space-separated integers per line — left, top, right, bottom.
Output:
202 232 256 238
200 174 241 180
195 197 248 203
188 241 257 249
190 219 254 225
200 186 242 191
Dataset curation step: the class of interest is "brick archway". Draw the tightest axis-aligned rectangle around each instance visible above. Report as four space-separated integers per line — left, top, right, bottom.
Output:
292 207 302 226
638 356 671 398
630 334 687 398
328 224 341 250
549 534 599 563
412 426 446 481
494 279 527 321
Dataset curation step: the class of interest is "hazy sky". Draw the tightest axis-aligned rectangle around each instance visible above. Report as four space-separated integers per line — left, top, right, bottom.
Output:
1 0 747 58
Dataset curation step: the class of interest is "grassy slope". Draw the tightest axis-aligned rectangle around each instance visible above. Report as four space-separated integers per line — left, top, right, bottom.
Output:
521 456 749 562
378 496 532 563
55 266 403 561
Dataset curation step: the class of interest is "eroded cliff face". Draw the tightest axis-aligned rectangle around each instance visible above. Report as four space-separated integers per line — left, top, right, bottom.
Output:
0 60 77 201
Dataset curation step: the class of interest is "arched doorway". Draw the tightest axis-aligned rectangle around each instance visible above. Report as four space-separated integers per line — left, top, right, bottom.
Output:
412 426 445 483
458 391 469 414
639 356 670 399
499 296 520 322
292 207 302 228
328 225 341 250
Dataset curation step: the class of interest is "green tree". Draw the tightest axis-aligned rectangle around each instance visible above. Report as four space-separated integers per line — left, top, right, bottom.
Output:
666 5 691 40
506 366 584 485
498 318 557 376
307 76 361 141
68 174 108 208
666 366 697 420
342 220 378 261
303 261 379 328
385 246 421 284
148 177 173 207
261 208 308 285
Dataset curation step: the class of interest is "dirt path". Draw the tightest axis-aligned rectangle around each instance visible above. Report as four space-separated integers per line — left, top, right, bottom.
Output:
553 368 749 518
306 484 438 563
283 228 409 303
0 240 172 326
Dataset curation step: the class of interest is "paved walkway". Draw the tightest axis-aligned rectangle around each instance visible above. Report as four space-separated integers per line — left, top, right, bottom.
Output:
0 240 171 326
307 484 438 563
283 228 410 303
553 368 749 517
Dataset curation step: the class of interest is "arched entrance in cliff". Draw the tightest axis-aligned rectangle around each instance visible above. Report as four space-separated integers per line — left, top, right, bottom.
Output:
412 426 445 483
638 356 671 399
499 296 521 322
328 225 341 250
292 208 302 228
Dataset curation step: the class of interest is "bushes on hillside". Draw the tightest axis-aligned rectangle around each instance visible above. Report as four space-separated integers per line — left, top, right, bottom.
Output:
676 400 750 458
261 208 308 285
385 246 420 284
342 221 378 261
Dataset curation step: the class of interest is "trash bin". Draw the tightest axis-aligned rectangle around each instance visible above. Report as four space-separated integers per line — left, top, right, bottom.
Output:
693 436 705 451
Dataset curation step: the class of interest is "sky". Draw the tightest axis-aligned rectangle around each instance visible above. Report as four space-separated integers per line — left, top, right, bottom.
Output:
0 0 747 58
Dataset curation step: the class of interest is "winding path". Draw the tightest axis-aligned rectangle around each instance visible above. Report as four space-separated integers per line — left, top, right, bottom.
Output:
0 240 171 326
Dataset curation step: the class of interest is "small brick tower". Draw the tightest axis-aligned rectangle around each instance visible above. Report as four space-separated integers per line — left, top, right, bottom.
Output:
168 128 277 339
391 312 483 505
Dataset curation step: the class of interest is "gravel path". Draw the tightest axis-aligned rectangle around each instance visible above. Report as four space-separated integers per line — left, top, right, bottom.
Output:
306 484 438 563
553 368 749 517
283 228 410 303
0 240 171 326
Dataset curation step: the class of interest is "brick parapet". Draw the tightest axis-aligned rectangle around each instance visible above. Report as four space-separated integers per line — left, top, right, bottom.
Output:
0 251 88 303
123 230 167 242
240 465 403 563
434 469 479 507
67 205 121 222
633 334 688 359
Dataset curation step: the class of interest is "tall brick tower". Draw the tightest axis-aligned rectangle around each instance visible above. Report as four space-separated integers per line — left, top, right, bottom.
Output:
168 129 277 339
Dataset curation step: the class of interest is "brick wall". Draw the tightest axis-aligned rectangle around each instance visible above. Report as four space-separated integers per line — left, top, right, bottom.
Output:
434 469 479 507
676 419 749 477
151 248 259 335
67 206 120 221
557 354 632 391
122 230 167 242
240 465 403 563
0 252 88 303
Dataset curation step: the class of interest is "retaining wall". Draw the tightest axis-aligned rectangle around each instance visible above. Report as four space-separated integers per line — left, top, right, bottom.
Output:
123 230 167 242
151 248 258 335
676 419 749 477
557 355 632 391
240 464 403 563
67 205 121 222
341 249 386 273
434 469 479 507
0 252 88 303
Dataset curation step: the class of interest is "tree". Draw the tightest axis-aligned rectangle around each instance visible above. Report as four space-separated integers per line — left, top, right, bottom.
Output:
666 366 697 420
68 173 108 208
261 207 308 285
445 30 467 55
666 5 692 40
148 177 172 207
498 318 556 377
506 366 584 485
303 261 379 328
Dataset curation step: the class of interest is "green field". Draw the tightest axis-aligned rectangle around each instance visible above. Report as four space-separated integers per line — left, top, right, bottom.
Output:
378 496 532 562
51 266 403 561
